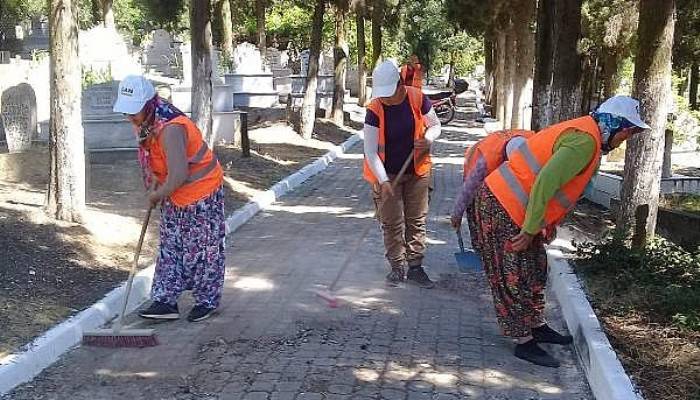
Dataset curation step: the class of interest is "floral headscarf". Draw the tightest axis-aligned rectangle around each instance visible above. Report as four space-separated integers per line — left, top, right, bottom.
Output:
135 96 185 188
590 111 635 154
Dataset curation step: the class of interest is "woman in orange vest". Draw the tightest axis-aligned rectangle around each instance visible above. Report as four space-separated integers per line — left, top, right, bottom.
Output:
466 96 650 367
113 75 225 323
364 60 441 288
400 54 423 89
450 129 534 232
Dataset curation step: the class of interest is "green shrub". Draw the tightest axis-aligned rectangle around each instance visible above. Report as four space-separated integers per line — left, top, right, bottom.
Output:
575 234 700 331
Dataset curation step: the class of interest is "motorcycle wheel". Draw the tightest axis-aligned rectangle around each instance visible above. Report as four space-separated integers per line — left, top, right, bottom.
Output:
436 105 455 125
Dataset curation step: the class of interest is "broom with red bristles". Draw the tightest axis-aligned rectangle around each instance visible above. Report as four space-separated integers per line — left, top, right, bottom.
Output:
83 205 158 347
314 153 415 308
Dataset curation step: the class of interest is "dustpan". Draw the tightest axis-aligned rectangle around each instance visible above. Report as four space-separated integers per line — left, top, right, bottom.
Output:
455 228 482 272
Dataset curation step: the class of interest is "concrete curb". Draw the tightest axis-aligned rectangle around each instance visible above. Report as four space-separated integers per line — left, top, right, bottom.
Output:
0 132 361 396
547 244 643 400
0 266 155 395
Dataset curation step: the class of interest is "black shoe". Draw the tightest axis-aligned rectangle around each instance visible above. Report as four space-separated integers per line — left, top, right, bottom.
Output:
406 266 435 289
532 324 573 345
187 305 216 322
139 301 180 320
385 267 405 287
514 339 560 368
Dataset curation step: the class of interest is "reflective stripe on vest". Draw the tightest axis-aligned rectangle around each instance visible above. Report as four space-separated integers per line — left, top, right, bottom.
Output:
185 142 220 183
484 116 602 229
463 129 535 180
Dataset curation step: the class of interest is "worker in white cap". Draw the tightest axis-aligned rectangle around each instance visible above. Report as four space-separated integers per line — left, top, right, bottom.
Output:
464 95 650 368
113 75 226 323
362 60 442 288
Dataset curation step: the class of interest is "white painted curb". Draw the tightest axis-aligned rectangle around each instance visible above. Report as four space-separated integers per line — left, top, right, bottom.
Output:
547 244 643 400
0 132 362 396
0 266 154 395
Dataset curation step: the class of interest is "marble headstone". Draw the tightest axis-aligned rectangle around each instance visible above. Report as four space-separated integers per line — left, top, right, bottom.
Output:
1 83 37 152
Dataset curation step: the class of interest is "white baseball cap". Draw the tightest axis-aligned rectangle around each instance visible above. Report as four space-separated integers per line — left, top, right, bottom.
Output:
371 60 401 98
596 96 651 129
113 75 156 114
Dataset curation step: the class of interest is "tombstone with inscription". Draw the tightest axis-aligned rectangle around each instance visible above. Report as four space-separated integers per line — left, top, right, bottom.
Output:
81 81 138 149
143 29 179 78
1 83 37 153
223 42 278 107
286 49 335 110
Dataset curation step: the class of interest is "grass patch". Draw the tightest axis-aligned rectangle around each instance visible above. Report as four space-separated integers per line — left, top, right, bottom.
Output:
574 234 700 399
661 193 700 216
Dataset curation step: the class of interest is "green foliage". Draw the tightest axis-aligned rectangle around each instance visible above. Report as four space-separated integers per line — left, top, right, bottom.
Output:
670 73 700 147
444 0 490 37
82 66 113 89
674 0 700 70
581 0 638 53
433 31 483 77
575 233 700 331
114 0 148 41
400 0 482 79
140 0 188 33
402 0 445 73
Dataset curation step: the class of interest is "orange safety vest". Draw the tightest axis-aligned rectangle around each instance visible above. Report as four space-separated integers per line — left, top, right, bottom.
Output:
463 129 534 179
484 116 602 229
146 115 224 207
363 86 431 184
400 64 423 89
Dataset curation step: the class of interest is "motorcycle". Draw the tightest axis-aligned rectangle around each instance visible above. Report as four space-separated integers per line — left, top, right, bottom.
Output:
425 78 469 126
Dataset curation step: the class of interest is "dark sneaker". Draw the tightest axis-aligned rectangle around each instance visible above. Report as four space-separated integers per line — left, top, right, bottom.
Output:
187 305 216 322
139 301 180 320
533 324 573 345
406 266 435 289
514 339 560 368
385 267 405 287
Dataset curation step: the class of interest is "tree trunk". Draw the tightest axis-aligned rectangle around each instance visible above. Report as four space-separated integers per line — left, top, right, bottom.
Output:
616 0 675 247
256 0 267 60
215 0 234 69
689 62 698 110
601 47 622 98
550 0 583 124
511 0 536 129
580 53 599 113
190 0 213 143
357 11 368 105
484 33 494 110
47 0 86 222
503 18 515 129
371 0 382 69
101 0 114 28
300 0 325 140
332 2 348 125
532 0 555 131
495 29 506 125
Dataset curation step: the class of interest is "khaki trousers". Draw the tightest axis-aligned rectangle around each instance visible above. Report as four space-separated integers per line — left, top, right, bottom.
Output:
372 173 430 269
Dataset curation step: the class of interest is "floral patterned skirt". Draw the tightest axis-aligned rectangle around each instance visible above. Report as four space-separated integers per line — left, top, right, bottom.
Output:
151 186 226 309
467 184 548 338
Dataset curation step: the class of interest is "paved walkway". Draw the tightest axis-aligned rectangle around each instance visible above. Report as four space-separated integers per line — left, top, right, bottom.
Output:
4 121 591 400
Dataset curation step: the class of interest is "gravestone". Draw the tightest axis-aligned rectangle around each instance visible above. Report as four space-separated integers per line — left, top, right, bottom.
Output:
82 81 120 117
1 83 37 153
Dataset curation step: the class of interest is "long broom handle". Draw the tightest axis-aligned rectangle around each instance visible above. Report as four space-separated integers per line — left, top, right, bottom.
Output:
327 152 416 291
116 205 153 328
